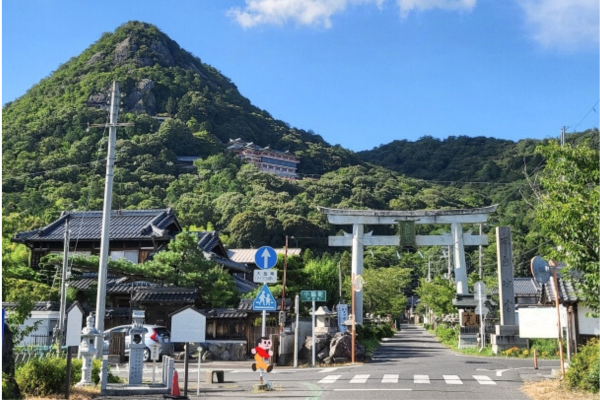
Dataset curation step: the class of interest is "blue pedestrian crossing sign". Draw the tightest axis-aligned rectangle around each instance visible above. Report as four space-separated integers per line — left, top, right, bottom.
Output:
255 246 278 270
253 284 277 311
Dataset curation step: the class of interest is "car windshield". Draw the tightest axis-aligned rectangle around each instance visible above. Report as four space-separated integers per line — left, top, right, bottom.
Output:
154 328 169 337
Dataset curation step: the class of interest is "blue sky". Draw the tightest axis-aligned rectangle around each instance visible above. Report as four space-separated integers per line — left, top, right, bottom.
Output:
2 0 598 152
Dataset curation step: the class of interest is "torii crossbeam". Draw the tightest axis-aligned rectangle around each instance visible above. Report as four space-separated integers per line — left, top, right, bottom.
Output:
318 205 498 324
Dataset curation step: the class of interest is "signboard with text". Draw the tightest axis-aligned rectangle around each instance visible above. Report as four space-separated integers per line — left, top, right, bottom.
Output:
301 290 327 302
253 269 278 283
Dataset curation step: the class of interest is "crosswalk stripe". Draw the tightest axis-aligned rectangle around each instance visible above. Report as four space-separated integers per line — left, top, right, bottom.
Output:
318 375 342 384
473 375 496 385
443 375 463 384
349 374 370 383
414 374 430 384
382 374 399 383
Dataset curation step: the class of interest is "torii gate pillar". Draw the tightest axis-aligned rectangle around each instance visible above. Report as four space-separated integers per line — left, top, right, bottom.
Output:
319 205 497 325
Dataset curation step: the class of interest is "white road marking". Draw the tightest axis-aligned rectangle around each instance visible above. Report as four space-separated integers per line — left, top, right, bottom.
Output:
349 374 370 383
334 389 412 391
443 375 463 384
382 374 399 383
319 368 338 373
414 374 430 384
318 375 342 384
473 375 496 385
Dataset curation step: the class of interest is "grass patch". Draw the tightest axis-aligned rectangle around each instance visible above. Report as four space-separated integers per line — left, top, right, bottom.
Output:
361 338 380 357
521 379 597 400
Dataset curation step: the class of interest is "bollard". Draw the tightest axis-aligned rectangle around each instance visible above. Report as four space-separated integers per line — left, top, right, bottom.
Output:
533 349 538 369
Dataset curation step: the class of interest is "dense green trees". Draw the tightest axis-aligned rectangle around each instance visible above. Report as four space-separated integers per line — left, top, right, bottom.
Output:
531 141 599 315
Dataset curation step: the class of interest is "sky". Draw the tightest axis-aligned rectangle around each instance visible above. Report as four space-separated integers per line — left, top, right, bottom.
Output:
2 0 599 152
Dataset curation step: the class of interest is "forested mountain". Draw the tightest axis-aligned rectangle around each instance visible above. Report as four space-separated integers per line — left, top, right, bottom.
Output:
2 20 596 289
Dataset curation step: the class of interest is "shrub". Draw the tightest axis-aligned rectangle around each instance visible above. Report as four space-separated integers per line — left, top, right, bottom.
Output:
15 356 120 397
433 324 457 345
2 372 21 400
565 338 600 393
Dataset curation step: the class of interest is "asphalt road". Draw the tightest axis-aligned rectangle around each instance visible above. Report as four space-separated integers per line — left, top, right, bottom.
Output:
109 324 561 399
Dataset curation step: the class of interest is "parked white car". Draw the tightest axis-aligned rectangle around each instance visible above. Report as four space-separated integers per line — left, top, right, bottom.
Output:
103 324 174 362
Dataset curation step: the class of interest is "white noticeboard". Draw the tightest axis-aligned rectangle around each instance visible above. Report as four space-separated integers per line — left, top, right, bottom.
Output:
170 307 206 343
518 306 567 338
65 304 84 347
577 305 600 335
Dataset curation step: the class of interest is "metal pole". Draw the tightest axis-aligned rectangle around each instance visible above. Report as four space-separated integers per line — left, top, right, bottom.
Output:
553 268 566 378
65 346 72 399
57 219 70 346
197 347 202 396
95 81 119 358
338 261 343 301
280 236 288 333
311 300 316 367
293 295 299 368
183 343 189 397
351 274 355 364
262 310 266 337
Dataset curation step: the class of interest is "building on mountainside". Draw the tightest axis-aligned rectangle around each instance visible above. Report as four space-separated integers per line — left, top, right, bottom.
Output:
226 138 300 179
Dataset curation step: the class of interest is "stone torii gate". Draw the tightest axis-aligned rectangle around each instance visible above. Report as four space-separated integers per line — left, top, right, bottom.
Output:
318 205 497 324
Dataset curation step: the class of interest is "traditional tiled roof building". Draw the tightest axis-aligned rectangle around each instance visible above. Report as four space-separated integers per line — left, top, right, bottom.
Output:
227 138 300 179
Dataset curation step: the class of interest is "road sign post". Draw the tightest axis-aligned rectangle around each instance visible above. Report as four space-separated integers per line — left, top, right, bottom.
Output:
253 284 277 337
301 290 326 367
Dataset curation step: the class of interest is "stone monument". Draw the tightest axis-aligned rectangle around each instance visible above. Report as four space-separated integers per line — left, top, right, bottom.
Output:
490 227 528 353
128 310 146 384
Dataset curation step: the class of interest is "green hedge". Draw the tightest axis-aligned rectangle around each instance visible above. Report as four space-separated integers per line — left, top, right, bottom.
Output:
565 338 599 394
15 357 120 397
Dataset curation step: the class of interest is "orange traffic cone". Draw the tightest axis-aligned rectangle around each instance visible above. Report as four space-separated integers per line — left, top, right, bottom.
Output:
163 369 187 399
172 370 181 396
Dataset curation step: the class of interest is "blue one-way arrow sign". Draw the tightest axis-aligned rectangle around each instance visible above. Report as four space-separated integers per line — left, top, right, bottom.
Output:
253 284 277 311
255 246 277 270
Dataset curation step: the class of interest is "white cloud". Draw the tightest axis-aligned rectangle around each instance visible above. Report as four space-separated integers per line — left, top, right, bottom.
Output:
229 0 383 29
518 0 599 51
396 0 477 17
228 0 477 28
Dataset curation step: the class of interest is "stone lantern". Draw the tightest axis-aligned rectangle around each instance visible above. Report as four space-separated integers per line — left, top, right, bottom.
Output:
76 314 100 387
313 306 336 334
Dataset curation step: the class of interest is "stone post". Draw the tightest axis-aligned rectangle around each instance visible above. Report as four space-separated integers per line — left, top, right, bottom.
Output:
491 227 527 353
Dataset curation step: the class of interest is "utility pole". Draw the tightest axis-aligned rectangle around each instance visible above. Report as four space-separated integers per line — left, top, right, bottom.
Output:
55 219 70 346
479 223 483 279
94 81 120 358
560 126 566 147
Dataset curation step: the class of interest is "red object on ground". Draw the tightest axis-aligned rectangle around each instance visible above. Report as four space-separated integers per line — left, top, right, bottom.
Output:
171 370 181 396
